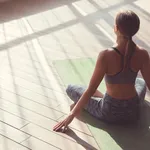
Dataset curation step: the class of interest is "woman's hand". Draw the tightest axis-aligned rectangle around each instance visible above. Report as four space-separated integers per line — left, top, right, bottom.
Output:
53 113 75 132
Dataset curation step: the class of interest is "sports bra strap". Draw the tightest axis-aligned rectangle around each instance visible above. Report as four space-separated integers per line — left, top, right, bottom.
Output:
111 47 136 71
112 47 124 72
112 47 135 58
112 47 124 56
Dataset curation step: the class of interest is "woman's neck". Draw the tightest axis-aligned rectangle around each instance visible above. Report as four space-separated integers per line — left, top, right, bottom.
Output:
113 35 128 53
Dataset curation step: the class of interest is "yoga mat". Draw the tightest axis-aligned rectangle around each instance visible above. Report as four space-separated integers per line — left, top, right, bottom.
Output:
53 58 150 150
53 57 106 92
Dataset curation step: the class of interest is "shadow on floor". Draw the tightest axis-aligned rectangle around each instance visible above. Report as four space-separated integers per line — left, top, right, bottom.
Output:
65 129 99 150
78 101 150 150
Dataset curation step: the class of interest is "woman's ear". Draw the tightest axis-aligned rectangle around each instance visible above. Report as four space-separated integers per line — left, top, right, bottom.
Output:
114 25 120 35
114 25 118 33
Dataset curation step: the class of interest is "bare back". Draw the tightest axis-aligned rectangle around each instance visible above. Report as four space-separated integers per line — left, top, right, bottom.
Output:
105 46 150 99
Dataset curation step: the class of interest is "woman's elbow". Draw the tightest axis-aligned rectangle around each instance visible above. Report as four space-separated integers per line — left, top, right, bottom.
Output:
86 87 96 96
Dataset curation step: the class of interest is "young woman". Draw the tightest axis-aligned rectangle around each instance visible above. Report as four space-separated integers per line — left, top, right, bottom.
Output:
53 10 150 132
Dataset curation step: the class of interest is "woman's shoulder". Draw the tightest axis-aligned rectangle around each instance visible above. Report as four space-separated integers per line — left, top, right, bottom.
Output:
97 49 115 66
96 49 110 64
98 48 117 59
98 48 114 55
135 46 149 58
136 45 148 52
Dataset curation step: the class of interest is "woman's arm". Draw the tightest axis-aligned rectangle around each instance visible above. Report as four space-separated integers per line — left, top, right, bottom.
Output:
141 50 150 91
71 50 108 116
53 50 108 132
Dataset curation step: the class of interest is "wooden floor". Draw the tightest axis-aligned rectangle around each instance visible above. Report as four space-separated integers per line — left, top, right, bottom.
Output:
0 0 150 149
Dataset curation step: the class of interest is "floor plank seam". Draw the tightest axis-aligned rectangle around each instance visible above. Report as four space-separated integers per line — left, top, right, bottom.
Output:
0 103 64 123
2 64 63 84
26 121 93 143
0 86 62 109
21 122 97 150
20 135 32 144
0 120 31 136
86 124 101 150
22 134 61 150
0 96 69 117
20 122 31 130
0 133 31 150
0 76 66 95
2 70 65 88
0 84 67 106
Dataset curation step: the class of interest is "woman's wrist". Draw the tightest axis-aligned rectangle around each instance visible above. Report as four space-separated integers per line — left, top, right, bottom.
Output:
70 108 81 117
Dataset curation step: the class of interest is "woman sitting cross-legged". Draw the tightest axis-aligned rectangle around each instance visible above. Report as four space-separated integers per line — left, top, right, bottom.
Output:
53 10 150 132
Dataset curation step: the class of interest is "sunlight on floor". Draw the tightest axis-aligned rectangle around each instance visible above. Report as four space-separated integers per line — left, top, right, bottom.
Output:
0 0 150 149
72 0 97 16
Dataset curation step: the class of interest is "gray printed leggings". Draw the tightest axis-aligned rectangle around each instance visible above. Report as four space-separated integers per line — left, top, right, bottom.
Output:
66 78 146 123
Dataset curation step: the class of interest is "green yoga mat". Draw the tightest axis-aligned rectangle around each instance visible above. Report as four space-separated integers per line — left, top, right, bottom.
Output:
53 57 106 92
53 58 150 150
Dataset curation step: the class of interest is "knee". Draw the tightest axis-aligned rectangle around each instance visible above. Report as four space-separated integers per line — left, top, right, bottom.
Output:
135 78 147 99
66 84 74 97
66 84 85 99
136 78 146 87
66 84 81 102
136 78 145 83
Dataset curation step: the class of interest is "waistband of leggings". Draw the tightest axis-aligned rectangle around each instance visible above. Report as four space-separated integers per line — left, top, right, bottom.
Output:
104 92 139 102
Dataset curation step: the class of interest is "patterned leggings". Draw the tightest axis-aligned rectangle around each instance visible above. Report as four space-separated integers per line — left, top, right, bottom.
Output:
66 78 146 123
